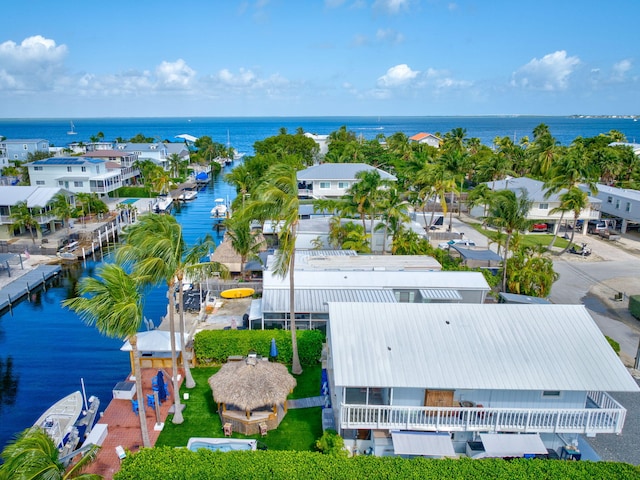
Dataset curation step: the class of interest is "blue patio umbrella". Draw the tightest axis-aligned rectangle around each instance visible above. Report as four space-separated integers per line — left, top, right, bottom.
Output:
270 338 278 359
157 370 167 402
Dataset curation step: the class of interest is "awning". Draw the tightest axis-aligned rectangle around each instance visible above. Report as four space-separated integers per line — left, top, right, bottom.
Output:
419 289 463 301
391 431 455 457
479 433 547 457
450 246 503 262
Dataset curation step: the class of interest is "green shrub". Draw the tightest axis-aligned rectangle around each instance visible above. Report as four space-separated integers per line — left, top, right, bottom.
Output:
315 429 348 457
629 294 640 320
194 329 324 366
115 448 640 480
606 336 621 355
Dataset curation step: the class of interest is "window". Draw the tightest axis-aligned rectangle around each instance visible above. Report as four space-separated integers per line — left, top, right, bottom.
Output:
81 166 86 172
607 196 613 204
626 202 631 212
338 181 349 189
319 182 330 189
34 166 43 171
539 203 548 210
67 166 72 172
74 181 83 187
542 390 561 397
36 180 45 185
58 181 64 186
615 199 620 209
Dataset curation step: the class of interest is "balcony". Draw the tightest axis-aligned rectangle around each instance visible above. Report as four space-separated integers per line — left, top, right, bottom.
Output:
340 391 626 435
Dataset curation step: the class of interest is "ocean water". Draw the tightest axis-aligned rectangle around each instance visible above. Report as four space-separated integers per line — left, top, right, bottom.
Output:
1 116 639 452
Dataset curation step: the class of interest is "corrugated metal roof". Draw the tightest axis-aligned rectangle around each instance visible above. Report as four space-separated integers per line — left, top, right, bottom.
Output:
328 302 640 392
262 289 397 313
419 289 462 300
297 163 396 181
0 186 65 208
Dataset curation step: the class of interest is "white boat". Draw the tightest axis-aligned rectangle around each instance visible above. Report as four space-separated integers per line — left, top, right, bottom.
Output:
57 241 79 261
179 188 198 201
67 121 77 135
210 198 229 219
34 391 84 452
153 194 173 213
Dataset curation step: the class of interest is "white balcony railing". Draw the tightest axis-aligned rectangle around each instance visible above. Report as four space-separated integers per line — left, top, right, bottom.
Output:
340 392 626 435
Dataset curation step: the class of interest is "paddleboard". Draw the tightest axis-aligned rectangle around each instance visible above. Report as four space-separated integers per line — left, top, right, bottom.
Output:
220 288 255 299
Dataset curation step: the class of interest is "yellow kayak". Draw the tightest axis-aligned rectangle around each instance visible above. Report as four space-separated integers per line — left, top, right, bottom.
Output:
220 288 255 299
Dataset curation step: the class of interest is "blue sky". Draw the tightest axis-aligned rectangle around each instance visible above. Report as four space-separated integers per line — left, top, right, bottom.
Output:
1 0 638 118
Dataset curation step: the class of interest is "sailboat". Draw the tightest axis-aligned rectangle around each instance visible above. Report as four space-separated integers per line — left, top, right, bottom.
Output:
67 121 77 135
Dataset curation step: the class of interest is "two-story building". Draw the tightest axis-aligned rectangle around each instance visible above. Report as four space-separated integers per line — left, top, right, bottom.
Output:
583 184 640 233
297 163 396 199
0 138 50 167
26 157 139 196
326 302 639 458
114 142 190 170
470 177 601 234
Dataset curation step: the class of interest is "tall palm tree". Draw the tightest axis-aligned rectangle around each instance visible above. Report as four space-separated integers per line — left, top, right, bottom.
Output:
51 193 74 235
63 263 151 447
10 201 41 244
348 169 389 249
486 189 533 292
376 185 410 254
241 163 303 374
224 216 264 280
0 426 100 479
551 187 590 254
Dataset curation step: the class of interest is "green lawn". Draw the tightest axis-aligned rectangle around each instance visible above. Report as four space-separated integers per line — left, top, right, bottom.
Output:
156 364 323 451
468 224 573 250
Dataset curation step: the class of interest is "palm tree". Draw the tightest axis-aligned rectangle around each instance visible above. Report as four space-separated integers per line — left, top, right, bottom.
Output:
10 201 41 244
0 426 100 479
486 189 533 292
241 163 303 374
377 185 410 254
348 170 388 249
51 193 74 235
168 153 183 178
224 217 264 280
551 187 590 254
75 193 93 219
63 263 151 448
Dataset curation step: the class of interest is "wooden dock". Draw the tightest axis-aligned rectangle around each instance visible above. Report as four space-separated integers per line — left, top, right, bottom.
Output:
0 265 61 310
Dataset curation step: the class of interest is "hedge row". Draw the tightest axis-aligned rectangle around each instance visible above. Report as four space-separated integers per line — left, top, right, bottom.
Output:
629 294 640 321
193 329 324 366
115 448 640 480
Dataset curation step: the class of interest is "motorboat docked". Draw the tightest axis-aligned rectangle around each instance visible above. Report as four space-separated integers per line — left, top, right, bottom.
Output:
153 194 173 213
57 241 79 261
179 188 198 202
34 391 84 454
210 198 230 219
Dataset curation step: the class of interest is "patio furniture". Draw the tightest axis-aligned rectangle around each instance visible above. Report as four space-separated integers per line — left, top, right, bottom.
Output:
259 422 268 437
224 422 233 437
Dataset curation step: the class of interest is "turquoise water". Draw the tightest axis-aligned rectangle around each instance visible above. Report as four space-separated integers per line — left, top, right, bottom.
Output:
120 198 138 205
188 441 252 452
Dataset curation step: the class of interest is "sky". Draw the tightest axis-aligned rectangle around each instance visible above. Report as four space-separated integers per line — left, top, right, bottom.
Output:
1 0 639 118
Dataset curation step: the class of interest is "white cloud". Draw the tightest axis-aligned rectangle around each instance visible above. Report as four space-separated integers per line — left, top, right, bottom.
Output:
0 35 67 90
217 68 257 87
511 50 580 91
612 59 631 81
373 0 410 14
376 28 404 45
377 64 419 87
156 59 196 89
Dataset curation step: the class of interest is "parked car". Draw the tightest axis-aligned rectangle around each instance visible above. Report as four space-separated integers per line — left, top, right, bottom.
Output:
587 219 615 234
532 223 548 232
438 239 477 250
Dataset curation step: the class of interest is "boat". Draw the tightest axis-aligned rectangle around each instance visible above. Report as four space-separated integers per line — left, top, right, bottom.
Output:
67 121 77 135
220 287 255 299
179 188 198 202
195 171 210 185
153 194 173 213
210 198 230 219
34 391 84 453
57 241 79 261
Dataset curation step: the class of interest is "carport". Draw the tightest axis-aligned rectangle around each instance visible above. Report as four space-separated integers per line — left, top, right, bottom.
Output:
449 246 503 268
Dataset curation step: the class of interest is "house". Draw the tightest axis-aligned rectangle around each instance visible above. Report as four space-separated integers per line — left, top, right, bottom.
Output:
470 177 601 234
325 302 639 458
304 132 330 159
296 163 396 199
26 156 140 196
0 138 50 167
120 330 190 370
253 250 489 331
114 142 190 170
583 184 640 233
0 186 72 241
409 132 441 148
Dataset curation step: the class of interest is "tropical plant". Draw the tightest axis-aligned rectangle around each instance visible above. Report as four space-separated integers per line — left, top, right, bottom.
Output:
63 263 151 448
224 216 264 279
551 187 590 254
0 426 101 479
51 192 74 234
240 163 303 374
10 201 41 244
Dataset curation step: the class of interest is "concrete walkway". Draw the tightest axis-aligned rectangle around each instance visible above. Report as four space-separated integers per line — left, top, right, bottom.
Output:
288 396 326 409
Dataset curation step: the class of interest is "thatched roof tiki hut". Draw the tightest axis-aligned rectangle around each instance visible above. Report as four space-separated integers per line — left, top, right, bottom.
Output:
208 355 297 435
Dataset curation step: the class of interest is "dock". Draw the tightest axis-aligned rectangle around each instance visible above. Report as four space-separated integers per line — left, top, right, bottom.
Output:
0 264 61 310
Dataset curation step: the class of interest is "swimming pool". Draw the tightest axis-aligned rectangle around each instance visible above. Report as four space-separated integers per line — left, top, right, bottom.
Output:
120 198 138 205
186 437 257 452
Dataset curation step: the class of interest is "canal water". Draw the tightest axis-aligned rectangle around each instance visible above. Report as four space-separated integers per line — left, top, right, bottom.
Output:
0 166 237 451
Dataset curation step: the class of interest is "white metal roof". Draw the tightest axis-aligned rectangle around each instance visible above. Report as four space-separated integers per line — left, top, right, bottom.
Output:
479 433 547 457
0 186 65 208
328 302 640 392
419 289 463 300
262 288 397 313
392 431 455 457
263 270 490 291
489 176 600 204
120 330 187 352
296 163 396 181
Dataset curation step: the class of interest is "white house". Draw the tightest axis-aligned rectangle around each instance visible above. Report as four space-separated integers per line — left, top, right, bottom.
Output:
470 177 601 234
254 250 489 331
584 183 640 233
0 138 50 167
326 302 639 458
304 132 330 159
0 186 72 241
114 142 190 170
409 132 441 148
296 163 396 199
26 157 139 196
